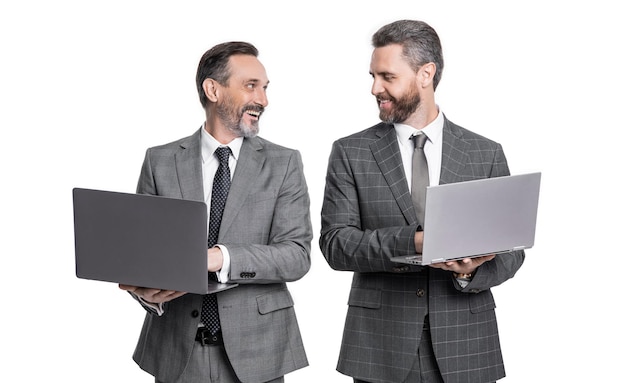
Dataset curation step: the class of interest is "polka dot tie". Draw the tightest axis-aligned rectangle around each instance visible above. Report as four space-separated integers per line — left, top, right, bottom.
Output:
201 146 232 334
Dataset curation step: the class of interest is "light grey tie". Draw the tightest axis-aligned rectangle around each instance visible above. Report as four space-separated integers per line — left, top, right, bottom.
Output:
411 133 429 229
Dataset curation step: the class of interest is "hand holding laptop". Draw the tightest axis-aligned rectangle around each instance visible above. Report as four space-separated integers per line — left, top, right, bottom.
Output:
119 284 187 304
415 230 495 274
392 173 541 266
429 254 496 275
118 245 229 304
73 188 239 295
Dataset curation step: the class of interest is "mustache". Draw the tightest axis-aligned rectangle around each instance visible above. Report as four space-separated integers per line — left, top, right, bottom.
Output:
242 104 265 115
376 94 396 103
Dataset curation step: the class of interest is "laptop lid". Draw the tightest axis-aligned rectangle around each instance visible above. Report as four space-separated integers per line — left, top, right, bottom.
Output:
73 188 211 294
391 172 541 265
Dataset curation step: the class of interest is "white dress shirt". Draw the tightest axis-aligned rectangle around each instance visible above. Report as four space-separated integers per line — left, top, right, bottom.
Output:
395 110 472 287
137 127 243 315
200 127 243 283
394 108 444 190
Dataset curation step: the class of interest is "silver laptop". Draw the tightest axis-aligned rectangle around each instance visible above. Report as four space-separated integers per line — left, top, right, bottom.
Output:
73 188 237 294
391 172 541 266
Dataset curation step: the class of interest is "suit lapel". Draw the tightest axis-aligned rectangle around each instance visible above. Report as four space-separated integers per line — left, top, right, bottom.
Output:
370 124 416 225
439 118 470 185
175 129 205 202
219 137 265 235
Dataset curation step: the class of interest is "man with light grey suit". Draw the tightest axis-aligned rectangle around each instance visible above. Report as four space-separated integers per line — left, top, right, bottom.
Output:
320 20 524 383
120 41 311 383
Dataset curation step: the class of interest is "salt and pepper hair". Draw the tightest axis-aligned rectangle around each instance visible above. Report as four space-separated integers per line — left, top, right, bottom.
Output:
196 41 259 109
372 20 444 90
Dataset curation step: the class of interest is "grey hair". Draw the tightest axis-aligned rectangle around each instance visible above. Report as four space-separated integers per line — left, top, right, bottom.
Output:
195 41 259 109
372 20 444 90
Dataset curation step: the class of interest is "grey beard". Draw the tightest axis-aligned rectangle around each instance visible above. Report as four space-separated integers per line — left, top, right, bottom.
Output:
226 120 259 138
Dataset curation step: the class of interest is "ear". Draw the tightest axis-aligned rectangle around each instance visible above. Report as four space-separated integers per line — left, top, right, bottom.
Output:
418 62 436 89
202 78 219 103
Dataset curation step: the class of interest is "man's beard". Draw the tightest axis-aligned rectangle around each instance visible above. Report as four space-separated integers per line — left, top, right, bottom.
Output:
216 94 263 138
378 85 421 124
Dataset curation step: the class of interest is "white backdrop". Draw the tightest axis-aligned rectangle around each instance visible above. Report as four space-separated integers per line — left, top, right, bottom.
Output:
1 1 624 381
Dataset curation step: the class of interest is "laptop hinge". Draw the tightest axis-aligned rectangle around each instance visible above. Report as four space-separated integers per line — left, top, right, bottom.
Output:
512 246 527 251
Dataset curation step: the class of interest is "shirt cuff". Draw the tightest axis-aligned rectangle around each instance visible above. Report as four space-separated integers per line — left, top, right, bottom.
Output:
136 294 165 316
456 277 470 289
215 244 230 283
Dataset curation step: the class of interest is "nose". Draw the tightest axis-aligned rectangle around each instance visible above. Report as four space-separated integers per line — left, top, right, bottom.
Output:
371 77 383 96
255 88 269 108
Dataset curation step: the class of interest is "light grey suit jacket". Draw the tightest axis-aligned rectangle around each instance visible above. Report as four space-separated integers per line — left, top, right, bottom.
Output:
320 117 524 383
132 128 312 383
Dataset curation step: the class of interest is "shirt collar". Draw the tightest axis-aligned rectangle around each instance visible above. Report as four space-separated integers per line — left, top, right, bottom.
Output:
394 108 444 144
200 124 244 163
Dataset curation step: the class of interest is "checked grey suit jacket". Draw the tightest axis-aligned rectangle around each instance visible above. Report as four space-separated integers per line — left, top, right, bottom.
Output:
320 117 524 383
132 128 312 383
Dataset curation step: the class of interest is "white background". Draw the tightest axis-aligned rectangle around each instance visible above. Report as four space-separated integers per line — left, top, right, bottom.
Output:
1 1 624 381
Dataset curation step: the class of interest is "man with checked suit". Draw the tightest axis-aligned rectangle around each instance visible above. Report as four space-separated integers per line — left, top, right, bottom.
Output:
319 20 524 383
120 41 312 383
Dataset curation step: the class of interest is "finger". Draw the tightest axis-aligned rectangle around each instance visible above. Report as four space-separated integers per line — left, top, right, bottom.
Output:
474 254 495 266
168 291 187 300
142 288 164 300
159 290 179 299
119 284 136 292
153 290 185 303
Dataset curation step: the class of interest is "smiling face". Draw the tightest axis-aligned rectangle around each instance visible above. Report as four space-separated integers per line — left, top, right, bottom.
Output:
370 44 423 125
215 54 269 138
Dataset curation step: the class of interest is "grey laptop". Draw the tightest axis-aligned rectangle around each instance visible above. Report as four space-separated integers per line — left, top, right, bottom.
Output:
73 188 237 294
391 172 541 266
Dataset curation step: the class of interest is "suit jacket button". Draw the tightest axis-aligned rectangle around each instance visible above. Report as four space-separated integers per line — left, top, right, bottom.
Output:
191 310 199 318
416 289 425 297
240 272 256 278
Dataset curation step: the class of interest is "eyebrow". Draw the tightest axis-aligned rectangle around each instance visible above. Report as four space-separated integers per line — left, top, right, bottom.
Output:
370 70 394 77
244 78 270 86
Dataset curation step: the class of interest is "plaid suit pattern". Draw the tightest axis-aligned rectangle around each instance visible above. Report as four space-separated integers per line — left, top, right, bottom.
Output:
320 117 524 383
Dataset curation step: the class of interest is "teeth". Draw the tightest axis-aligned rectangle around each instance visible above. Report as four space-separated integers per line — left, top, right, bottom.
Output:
246 110 260 117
